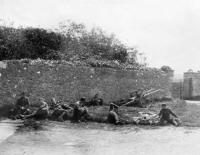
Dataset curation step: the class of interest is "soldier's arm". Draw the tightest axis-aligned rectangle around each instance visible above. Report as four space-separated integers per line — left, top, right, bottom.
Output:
169 109 178 118
158 109 163 117
15 99 19 106
26 98 30 106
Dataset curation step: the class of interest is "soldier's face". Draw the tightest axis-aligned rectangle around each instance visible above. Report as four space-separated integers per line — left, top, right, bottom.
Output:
162 105 166 109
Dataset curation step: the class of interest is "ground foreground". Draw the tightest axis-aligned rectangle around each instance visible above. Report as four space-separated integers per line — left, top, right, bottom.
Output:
88 99 200 127
0 100 200 155
1 99 200 126
0 118 200 155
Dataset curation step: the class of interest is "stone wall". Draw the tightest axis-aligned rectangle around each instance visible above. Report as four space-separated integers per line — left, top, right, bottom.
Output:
0 60 173 106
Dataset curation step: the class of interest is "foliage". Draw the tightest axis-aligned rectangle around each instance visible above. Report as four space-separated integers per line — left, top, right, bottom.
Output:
23 28 62 59
0 26 25 60
160 65 173 73
0 26 63 60
58 21 129 62
0 20 139 65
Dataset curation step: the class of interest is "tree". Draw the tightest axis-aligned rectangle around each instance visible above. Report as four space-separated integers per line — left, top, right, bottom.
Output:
24 28 62 59
0 21 133 63
59 21 128 62
0 26 26 60
161 65 173 73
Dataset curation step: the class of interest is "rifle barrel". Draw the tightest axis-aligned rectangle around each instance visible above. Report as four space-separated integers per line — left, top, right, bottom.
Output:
143 89 161 97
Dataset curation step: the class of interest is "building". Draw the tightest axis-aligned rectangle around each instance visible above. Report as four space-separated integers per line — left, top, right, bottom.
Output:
183 71 200 99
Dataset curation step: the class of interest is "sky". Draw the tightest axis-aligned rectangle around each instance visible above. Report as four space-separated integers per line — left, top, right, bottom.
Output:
1 0 200 75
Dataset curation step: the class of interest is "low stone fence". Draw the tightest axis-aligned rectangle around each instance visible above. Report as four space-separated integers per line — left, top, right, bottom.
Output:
0 60 172 106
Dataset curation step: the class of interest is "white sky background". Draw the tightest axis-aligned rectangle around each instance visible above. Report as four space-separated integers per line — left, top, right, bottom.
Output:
1 0 200 75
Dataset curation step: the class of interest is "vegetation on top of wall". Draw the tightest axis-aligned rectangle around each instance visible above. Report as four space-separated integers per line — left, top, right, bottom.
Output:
0 21 141 67
0 26 63 60
0 20 175 73
2 58 171 76
160 65 173 73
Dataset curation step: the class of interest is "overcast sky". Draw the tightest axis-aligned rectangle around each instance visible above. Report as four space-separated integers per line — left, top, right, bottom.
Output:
1 0 200 75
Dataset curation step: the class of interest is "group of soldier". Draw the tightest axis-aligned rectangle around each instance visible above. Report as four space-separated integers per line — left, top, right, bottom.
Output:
10 92 103 123
10 91 180 126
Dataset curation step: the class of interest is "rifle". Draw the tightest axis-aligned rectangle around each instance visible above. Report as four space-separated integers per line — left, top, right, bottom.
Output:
143 89 162 97
120 97 136 107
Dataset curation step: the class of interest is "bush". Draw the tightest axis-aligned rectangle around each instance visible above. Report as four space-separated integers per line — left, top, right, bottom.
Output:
0 26 25 60
0 21 139 66
160 65 173 73
0 26 63 60
24 28 62 59
59 22 129 63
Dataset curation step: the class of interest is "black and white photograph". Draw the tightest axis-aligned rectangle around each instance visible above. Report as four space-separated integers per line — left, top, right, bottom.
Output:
0 0 200 154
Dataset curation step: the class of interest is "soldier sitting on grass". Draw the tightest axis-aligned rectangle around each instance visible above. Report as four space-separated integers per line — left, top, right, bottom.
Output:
107 103 120 125
89 93 104 106
10 92 31 119
71 97 89 123
21 98 49 120
158 103 180 126
50 98 73 121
